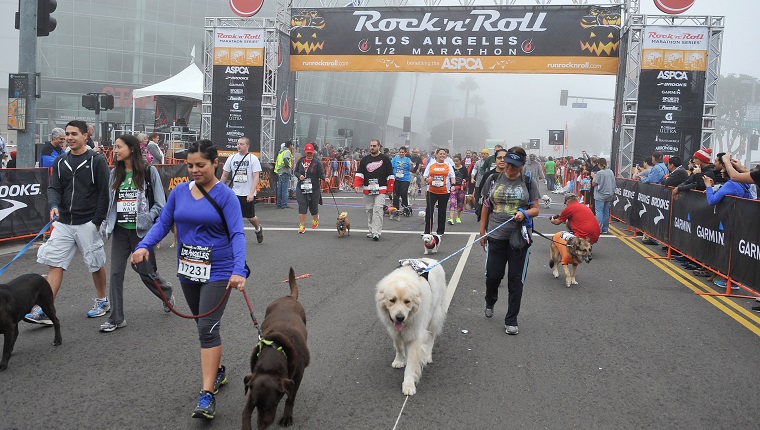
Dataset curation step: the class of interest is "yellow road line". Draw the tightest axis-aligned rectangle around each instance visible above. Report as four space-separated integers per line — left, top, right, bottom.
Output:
609 225 760 337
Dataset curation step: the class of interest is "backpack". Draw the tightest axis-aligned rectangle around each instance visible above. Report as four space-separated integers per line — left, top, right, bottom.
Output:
141 143 153 164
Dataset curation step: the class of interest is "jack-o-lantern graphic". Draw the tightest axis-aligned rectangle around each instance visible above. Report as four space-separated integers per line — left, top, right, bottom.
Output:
579 6 620 56
291 10 326 54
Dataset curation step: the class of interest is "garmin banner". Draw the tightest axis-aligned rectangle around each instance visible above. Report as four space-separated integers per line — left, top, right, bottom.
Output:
729 198 760 290
0 169 50 240
290 5 621 74
611 179 637 224
211 28 265 156
669 190 731 275
633 25 707 167
628 182 672 243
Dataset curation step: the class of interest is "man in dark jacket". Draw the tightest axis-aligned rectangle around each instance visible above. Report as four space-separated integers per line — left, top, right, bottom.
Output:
353 138 394 241
26 120 110 326
39 128 66 168
664 156 689 187
672 148 716 200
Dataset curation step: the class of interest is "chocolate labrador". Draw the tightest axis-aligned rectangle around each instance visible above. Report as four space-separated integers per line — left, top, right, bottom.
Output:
242 268 309 430
0 274 62 371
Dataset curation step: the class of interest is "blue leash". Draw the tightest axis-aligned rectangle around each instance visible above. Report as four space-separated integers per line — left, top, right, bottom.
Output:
421 216 515 273
0 218 55 276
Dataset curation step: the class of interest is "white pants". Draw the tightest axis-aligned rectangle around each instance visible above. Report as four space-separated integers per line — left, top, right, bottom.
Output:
363 193 385 236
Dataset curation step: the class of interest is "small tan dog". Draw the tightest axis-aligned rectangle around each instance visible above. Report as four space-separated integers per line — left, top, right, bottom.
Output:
549 231 593 287
337 212 351 237
464 194 476 210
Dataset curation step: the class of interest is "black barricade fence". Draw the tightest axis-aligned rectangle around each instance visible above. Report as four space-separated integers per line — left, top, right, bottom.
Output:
153 163 276 200
611 179 637 224
728 198 760 289
629 182 672 243
669 190 731 275
0 169 50 239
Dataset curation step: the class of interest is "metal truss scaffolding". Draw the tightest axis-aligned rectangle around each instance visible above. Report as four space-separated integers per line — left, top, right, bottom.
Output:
203 14 288 163
615 14 723 177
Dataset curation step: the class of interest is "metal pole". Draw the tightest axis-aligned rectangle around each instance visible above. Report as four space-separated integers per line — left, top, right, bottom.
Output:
16 0 39 168
450 102 455 151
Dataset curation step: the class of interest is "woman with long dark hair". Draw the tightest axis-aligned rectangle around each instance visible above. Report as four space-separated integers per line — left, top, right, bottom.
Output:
131 140 247 420
100 134 173 333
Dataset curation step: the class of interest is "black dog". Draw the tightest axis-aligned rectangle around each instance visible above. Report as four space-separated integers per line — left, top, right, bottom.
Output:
242 268 309 430
0 274 62 371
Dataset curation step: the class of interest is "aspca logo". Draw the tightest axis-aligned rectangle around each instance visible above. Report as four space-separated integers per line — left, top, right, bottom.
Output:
168 176 190 191
441 57 483 70
657 70 688 80
225 66 250 74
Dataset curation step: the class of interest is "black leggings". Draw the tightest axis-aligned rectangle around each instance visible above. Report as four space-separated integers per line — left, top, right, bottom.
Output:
393 181 410 209
425 192 449 235
181 280 231 348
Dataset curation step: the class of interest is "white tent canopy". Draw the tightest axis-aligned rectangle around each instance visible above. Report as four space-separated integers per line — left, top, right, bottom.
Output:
131 63 203 131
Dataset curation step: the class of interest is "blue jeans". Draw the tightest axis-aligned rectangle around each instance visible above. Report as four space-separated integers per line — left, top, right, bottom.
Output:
595 199 611 233
276 172 291 208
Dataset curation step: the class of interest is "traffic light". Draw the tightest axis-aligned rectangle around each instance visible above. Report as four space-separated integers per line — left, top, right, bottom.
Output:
82 94 98 111
560 90 568 106
338 128 346 137
346 129 353 138
100 94 114 110
37 0 57 37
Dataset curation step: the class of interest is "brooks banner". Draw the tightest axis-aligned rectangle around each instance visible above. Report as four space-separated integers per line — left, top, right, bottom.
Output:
611 179 637 224
0 169 50 240
290 5 621 74
628 182 672 243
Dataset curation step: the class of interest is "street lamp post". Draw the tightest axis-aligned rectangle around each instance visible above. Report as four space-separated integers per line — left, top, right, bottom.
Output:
449 99 459 151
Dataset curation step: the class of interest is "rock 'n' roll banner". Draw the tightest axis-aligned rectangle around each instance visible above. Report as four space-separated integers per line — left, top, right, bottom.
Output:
290 5 621 74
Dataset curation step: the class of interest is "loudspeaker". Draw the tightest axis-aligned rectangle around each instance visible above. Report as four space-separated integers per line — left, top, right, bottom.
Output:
403 116 411 132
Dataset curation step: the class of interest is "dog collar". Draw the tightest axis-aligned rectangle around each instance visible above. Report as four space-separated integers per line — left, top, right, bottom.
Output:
257 338 287 359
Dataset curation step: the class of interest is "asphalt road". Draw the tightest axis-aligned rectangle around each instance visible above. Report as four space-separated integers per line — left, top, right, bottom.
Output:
2 190 759 430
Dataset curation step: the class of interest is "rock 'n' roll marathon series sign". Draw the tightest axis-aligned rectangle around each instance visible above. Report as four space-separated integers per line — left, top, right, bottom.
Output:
290 5 621 74
211 28 265 156
633 26 708 165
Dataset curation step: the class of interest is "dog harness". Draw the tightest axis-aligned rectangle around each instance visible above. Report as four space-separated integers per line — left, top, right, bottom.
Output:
257 338 287 359
553 232 578 265
399 259 430 280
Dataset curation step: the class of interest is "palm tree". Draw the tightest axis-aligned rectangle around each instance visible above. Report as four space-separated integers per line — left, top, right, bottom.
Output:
469 94 485 118
458 77 479 119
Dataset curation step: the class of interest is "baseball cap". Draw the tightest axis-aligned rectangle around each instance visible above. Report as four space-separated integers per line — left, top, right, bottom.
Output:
504 151 526 167
482 148 489 154
304 143 315 153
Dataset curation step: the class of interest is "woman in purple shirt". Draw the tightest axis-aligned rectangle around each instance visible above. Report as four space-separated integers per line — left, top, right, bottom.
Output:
132 140 247 420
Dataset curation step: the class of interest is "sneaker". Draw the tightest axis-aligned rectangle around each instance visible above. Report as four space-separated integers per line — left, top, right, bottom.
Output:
99 320 127 333
752 305 760 313
641 237 656 245
86 298 111 318
23 305 53 326
456 217 461 224
693 268 710 277
311 219 319 229
447 218 454 225
713 279 727 288
163 294 175 313
192 391 216 419
366 233 373 238
298 224 305 234
213 366 227 394
372 234 380 241
484 306 493 318
255 226 264 243
505 324 519 335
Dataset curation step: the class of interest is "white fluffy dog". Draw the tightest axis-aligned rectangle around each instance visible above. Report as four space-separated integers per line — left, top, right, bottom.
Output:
375 259 447 395
421 233 441 255
539 194 552 208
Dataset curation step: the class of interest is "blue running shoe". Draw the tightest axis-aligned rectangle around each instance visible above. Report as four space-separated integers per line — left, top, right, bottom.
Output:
87 298 110 318
213 366 227 394
192 391 215 419
23 305 53 326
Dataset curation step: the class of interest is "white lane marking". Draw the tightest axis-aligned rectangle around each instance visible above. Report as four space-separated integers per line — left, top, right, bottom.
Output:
444 233 476 311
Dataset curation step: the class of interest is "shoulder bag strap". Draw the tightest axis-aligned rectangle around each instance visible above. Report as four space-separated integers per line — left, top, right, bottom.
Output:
196 183 231 242
227 154 248 187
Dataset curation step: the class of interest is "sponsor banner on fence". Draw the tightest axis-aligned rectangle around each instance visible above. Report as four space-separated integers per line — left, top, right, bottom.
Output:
642 26 707 71
154 163 275 200
729 198 760 290
211 28 265 156
628 182 672 243
611 179 637 224
669 190 731 274
0 169 49 239
290 5 621 74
